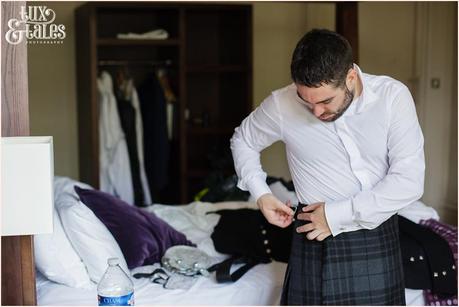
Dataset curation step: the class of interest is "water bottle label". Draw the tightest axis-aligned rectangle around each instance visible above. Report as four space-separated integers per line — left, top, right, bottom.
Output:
98 292 134 306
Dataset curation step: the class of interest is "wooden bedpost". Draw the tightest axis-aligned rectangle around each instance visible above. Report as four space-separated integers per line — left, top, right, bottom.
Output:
1 1 37 305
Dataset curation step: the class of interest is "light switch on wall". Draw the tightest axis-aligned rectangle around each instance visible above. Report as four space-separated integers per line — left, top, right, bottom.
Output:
431 78 441 89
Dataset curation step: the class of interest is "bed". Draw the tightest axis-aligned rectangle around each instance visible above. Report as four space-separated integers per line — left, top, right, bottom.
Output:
35 178 429 305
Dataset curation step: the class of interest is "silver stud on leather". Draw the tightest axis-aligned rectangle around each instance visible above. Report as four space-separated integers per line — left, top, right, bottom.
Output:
434 272 439 277
410 257 415 262
266 249 271 254
261 230 267 235
442 271 447 276
419 256 423 260
263 240 269 245
453 265 456 270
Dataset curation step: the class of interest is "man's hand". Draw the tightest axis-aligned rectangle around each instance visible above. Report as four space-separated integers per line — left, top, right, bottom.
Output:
257 193 294 228
296 202 332 241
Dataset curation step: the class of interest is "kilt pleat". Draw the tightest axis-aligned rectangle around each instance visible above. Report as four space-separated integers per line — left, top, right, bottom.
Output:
281 204 406 306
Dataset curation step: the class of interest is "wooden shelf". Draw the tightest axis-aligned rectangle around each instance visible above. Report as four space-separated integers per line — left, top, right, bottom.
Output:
97 38 180 46
186 65 247 73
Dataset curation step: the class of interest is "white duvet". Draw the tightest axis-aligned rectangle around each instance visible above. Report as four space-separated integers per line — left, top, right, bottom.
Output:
36 201 425 305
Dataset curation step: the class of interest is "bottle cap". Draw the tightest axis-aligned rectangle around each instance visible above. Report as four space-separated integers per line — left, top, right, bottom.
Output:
108 258 119 266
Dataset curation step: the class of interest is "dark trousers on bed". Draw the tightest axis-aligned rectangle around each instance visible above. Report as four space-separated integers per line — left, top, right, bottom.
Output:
281 204 406 306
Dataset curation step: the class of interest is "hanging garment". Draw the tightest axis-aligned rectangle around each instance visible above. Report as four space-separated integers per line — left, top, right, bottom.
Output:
138 73 170 201
157 69 177 140
97 71 134 205
116 97 144 206
118 79 152 206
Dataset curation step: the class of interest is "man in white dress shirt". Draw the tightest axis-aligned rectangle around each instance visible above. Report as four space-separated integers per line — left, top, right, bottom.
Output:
230 29 425 305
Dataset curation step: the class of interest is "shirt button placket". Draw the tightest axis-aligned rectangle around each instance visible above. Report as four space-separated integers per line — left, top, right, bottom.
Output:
335 120 370 190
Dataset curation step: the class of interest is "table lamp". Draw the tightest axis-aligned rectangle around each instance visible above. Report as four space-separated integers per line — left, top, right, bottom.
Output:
1 136 54 236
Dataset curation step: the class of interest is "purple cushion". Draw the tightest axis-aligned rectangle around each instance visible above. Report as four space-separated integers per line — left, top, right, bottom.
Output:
74 186 194 269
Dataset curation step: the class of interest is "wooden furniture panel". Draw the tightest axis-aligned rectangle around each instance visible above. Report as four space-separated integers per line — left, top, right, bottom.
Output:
183 5 252 199
1 1 36 305
336 2 359 63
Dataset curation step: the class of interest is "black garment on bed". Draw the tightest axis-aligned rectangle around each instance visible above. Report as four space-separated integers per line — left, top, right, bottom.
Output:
116 98 144 206
281 204 406 306
398 215 457 296
210 209 293 264
209 208 293 283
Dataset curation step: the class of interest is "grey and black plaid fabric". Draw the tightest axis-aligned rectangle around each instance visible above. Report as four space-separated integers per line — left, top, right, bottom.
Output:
281 204 406 305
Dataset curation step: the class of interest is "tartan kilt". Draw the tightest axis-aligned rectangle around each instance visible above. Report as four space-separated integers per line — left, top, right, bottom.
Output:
281 204 406 306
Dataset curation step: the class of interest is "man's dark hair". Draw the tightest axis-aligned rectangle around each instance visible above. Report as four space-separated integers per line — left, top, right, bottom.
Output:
290 29 353 88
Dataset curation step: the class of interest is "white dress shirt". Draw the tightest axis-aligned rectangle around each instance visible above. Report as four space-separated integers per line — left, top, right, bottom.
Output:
98 71 134 205
230 65 425 237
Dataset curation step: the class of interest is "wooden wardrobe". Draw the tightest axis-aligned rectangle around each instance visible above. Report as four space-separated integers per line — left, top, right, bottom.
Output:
75 2 253 204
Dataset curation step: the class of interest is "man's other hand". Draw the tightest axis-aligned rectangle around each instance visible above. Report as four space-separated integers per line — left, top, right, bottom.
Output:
296 202 332 241
257 193 294 228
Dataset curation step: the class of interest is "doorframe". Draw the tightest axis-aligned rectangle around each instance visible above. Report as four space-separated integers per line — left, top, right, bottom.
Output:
413 2 458 224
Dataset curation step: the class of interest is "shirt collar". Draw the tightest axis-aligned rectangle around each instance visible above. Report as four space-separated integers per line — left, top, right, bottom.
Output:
353 64 379 114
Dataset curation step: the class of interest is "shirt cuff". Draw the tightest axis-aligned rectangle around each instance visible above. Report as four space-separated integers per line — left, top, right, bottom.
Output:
246 177 272 202
324 199 355 237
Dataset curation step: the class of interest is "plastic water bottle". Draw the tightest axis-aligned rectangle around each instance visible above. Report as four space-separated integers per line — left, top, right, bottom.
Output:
97 258 134 306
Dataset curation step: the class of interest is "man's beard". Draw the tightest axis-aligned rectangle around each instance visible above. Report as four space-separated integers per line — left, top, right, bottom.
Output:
322 86 354 122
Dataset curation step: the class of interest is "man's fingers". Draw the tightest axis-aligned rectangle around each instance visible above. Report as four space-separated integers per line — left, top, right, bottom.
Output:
274 215 293 228
296 212 313 221
296 222 314 233
306 229 322 240
302 203 320 212
277 202 294 216
316 232 331 241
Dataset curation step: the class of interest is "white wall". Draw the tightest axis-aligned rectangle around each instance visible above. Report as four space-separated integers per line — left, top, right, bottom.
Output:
359 2 457 224
253 2 336 180
411 2 457 224
28 2 83 179
359 2 416 90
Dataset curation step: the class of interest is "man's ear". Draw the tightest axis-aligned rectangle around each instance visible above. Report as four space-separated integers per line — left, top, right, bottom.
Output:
346 68 357 87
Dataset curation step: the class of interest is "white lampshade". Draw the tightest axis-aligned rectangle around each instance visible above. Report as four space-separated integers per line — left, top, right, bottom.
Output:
1 136 54 236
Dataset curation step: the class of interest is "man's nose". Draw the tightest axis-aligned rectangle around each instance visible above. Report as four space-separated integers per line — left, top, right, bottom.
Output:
312 105 325 117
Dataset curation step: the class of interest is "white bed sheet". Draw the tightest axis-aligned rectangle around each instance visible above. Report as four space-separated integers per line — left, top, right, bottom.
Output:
36 201 425 305
36 262 286 306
